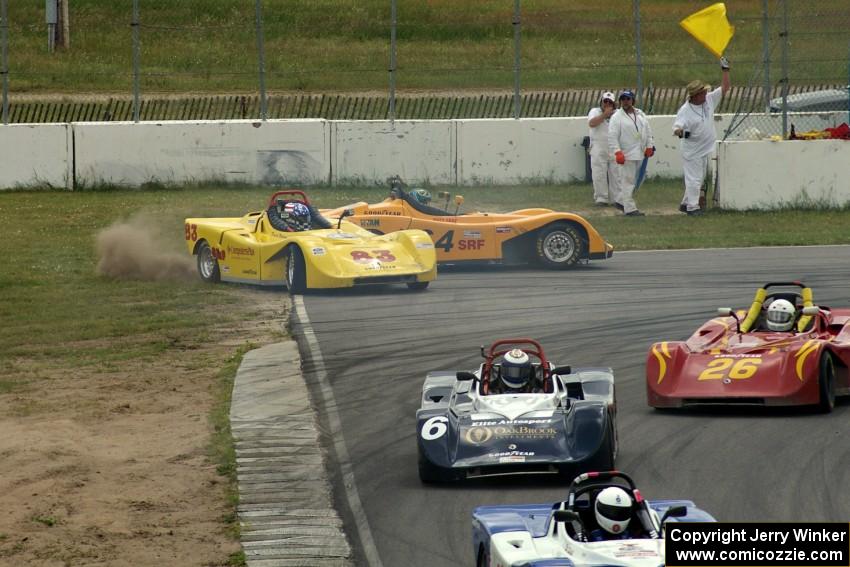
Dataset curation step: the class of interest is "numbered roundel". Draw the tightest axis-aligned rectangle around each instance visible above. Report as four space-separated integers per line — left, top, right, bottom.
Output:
420 416 448 440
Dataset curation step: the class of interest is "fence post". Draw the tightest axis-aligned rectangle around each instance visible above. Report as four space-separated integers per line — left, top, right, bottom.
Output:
255 0 267 120
761 0 771 111
512 0 521 119
780 0 788 138
389 0 397 124
633 0 643 106
1 0 8 125
132 0 140 123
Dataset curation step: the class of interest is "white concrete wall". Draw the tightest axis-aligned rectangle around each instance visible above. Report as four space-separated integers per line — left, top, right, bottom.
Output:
332 120 454 184
0 124 72 189
717 139 850 209
3 114 850 211
73 119 329 187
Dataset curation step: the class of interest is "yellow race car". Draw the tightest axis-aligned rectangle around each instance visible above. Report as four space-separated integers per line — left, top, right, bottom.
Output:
184 190 437 294
323 179 613 269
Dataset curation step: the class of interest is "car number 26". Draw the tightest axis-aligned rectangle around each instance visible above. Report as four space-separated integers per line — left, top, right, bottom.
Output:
421 416 448 440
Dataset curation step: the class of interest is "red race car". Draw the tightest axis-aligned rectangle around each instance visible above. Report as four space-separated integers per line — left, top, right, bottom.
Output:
647 282 850 412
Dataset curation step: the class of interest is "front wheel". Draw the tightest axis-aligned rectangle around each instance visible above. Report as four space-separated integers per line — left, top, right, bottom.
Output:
535 223 585 269
285 245 306 295
407 281 429 291
196 241 220 283
476 546 490 567
417 446 443 483
817 350 836 413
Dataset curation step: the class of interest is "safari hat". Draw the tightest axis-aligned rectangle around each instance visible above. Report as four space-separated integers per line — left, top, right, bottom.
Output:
687 80 711 98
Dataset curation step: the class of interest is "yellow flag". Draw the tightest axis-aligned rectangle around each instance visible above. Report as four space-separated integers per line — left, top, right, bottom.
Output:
680 3 735 58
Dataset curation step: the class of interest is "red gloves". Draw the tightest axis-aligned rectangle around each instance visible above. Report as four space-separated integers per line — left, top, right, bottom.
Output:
615 150 625 165
644 146 656 158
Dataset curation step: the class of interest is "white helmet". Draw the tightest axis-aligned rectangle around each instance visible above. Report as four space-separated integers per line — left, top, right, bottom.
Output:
766 299 796 332
500 349 533 391
595 487 632 535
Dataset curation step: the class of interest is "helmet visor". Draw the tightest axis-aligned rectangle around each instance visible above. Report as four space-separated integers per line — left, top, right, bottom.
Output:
767 310 793 324
596 501 632 522
503 365 530 380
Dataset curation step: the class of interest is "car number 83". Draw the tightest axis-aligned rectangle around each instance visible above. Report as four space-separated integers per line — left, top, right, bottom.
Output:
421 416 448 440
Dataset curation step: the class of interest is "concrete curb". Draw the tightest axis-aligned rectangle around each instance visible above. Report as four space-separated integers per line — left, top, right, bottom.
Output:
230 341 354 567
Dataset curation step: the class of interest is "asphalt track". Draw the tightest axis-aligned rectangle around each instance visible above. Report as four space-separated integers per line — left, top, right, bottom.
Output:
293 246 850 567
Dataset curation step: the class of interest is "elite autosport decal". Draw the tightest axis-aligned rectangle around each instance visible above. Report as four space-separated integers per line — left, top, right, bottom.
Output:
495 226 512 234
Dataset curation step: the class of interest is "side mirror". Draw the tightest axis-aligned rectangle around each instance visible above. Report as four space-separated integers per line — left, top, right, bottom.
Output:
437 191 451 199
551 365 572 376
553 510 581 523
455 195 464 206
802 306 819 316
659 505 688 525
337 208 353 230
456 371 477 382
717 308 741 334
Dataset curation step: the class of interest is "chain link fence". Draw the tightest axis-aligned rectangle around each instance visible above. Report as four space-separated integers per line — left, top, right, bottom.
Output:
1 0 848 133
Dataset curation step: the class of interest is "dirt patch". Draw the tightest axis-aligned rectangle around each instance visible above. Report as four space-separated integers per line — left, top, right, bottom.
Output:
0 288 287 567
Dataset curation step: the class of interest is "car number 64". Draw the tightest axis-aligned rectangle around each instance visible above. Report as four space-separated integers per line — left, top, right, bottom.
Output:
421 416 448 440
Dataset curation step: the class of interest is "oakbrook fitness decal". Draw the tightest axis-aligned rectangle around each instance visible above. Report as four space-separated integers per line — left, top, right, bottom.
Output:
666 523 850 567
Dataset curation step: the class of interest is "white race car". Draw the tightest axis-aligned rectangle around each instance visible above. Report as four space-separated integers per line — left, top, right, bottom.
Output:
471 471 716 566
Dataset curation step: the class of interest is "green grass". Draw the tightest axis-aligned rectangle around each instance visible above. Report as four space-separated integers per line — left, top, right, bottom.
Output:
4 1 847 93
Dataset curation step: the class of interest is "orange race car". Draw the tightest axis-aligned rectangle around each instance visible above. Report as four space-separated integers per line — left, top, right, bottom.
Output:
322 178 613 269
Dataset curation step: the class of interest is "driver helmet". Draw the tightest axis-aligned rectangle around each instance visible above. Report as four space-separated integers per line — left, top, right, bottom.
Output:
282 202 311 231
410 188 432 205
766 298 796 332
595 486 632 535
500 348 533 391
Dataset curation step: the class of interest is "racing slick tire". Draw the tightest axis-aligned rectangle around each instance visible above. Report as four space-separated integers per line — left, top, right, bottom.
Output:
285 245 307 295
196 240 221 283
817 351 836 413
476 545 490 567
407 281 429 291
535 222 586 269
417 446 444 483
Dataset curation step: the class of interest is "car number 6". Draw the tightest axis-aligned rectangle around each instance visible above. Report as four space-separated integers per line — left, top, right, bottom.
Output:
421 416 448 440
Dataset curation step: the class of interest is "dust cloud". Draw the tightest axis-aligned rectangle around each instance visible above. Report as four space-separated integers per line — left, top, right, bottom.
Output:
96 215 196 282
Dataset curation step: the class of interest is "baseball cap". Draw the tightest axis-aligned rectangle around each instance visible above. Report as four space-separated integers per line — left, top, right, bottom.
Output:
601 91 616 103
619 90 635 100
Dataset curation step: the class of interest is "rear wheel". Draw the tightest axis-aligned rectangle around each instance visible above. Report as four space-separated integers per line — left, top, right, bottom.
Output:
817 351 836 413
196 241 220 283
407 281 429 291
285 245 306 295
535 222 585 269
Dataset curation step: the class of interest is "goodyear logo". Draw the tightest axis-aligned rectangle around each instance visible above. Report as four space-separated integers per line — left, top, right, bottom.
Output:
365 210 402 216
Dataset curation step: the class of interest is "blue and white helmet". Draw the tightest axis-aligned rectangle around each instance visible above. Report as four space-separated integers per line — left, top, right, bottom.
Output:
283 202 311 231
410 188 432 205
500 348 533 390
